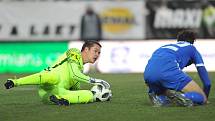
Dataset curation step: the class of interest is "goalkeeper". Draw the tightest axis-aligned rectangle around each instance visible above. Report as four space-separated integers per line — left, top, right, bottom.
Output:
4 41 110 106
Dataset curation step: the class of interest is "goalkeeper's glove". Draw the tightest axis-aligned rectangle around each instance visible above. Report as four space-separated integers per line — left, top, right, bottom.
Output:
89 78 110 89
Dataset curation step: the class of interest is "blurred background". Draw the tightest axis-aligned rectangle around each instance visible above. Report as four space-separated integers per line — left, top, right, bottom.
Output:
0 0 214 74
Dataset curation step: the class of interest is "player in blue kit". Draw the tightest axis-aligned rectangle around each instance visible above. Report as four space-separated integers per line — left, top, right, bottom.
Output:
144 30 211 107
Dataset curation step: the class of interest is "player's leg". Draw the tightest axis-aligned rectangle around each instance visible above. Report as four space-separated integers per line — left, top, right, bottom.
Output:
162 68 206 106
38 85 57 104
69 81 81 91
183 91 205 105
144 67 169 107
4 70 59 89
144 60 168 107
181 80 206 104
146 84 169 107
4 60 72 89
156 61 194 107
61 90 94 104
165 90 193 107
50 88 94 105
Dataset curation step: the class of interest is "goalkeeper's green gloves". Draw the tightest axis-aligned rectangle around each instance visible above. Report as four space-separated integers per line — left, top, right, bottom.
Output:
89 78 110 89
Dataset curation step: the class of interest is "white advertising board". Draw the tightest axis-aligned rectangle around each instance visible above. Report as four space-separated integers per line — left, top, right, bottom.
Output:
69 40 215 73
96 40 215 73
0 1 144 40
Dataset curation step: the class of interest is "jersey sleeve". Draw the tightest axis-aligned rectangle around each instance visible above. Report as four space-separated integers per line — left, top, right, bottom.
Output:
66 48 91 83
193 47 204 67
193 47 211 98
197 66 211 98
70 62 90 83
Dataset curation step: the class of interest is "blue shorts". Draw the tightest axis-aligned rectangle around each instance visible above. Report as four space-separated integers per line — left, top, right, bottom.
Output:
144 58 192 95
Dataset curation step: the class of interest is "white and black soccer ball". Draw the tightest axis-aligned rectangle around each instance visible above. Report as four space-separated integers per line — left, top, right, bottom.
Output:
91 84 112 102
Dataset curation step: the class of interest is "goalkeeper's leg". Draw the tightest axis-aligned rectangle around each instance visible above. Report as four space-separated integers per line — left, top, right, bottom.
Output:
38 85 57 104
4 71 59 89
50 89 94 105
69 81 81 90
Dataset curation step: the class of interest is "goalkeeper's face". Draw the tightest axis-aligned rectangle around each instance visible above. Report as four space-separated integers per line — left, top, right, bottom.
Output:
86 44 101 63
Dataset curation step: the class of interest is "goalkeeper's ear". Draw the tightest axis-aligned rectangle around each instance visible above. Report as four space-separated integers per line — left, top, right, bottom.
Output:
83 47 90 52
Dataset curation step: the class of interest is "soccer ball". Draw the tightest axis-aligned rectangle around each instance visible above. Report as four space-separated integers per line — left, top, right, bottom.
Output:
91 84 112 102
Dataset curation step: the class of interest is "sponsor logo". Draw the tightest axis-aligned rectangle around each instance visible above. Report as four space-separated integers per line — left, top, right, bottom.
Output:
100 7 136 33
154 8 202 28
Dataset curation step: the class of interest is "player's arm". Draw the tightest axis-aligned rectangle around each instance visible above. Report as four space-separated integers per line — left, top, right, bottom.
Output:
66 48 90 83
52 53 67 67
66 48 110 88
70 62 90 83
194 49 211 98
43 52 68 72
70 62 110 89
196 66 211 98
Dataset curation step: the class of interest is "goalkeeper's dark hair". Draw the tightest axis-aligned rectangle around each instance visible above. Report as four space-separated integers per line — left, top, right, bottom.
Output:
81 40 102 52
177 30 196 44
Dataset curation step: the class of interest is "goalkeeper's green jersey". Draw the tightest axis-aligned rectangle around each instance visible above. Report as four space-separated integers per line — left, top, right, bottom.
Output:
13 48 93 103
14 48 90 88
49 48 90 89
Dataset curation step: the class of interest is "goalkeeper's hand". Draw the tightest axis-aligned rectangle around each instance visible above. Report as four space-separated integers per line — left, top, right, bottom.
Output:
89 78 110 89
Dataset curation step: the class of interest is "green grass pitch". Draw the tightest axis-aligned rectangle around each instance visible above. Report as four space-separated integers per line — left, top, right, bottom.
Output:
0 72 215 121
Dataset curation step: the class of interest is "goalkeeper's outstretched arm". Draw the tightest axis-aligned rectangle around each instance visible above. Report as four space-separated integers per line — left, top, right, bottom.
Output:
69 62 90 83
69 63 110 89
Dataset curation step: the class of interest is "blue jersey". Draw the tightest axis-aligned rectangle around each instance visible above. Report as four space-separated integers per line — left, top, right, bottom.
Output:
151 41 204 69
144 41 211 97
